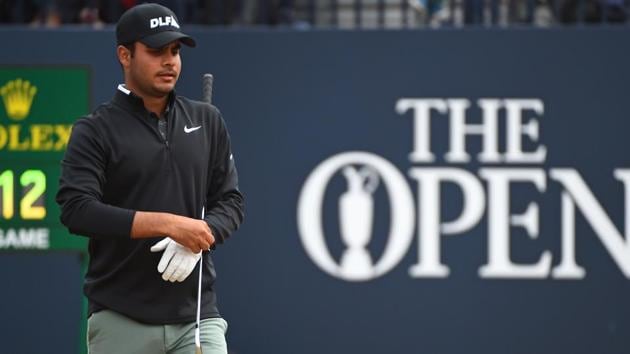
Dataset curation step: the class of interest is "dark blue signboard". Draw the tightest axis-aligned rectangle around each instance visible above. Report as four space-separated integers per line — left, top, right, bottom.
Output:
1 27 629 354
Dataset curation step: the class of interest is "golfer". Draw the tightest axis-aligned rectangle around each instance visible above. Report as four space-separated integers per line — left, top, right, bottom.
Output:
56 3 244 353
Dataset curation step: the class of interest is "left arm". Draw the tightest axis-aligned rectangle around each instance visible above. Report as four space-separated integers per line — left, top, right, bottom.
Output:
204 111 245 244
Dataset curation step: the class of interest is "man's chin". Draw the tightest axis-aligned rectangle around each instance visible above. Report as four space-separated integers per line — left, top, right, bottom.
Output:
153 84 176 96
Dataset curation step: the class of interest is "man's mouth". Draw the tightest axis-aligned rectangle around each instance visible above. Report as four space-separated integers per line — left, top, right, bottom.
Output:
157 72 177 79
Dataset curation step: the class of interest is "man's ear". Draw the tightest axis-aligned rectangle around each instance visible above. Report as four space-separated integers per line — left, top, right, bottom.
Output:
117 45 131 69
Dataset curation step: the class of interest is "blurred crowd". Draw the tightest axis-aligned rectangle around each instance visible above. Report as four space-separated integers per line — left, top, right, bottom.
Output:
0 0 296 27
0 0 628 28
421 0 629 26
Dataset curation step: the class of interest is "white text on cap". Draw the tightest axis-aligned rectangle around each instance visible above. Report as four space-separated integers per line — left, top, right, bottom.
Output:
150 16 180 29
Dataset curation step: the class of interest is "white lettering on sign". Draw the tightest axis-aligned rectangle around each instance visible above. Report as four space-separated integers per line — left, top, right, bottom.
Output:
395 98 546 164
298 97 630 281
0 228 49 249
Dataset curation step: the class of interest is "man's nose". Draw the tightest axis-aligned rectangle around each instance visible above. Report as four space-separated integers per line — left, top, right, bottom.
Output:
162 52 176 66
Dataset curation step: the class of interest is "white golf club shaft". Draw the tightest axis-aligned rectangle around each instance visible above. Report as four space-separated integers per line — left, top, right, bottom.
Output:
195 207 205 351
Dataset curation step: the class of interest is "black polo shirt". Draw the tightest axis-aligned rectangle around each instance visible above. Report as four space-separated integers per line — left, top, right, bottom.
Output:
56 85 244 324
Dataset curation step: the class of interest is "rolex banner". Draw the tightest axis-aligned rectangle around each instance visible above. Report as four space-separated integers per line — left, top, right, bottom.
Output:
0 67 90 251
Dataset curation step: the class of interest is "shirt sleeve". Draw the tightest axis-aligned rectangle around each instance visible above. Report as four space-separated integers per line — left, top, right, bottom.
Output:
56 118 136 239
204 109 245 244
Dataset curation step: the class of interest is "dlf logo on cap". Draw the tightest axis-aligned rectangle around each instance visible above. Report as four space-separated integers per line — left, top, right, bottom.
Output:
150 16 180 29
116 3 196 48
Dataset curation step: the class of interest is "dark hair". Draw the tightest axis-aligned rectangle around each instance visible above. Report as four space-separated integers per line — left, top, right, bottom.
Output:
122 42 136 57
118 42 136 77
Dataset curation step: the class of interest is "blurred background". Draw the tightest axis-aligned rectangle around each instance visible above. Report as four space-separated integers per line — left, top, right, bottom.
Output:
1 1 630 354
1 0 630 27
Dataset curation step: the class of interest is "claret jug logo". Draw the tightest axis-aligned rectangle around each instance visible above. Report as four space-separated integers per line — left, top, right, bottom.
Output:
0 79 37 120
298 153 415 281
298 98 630 282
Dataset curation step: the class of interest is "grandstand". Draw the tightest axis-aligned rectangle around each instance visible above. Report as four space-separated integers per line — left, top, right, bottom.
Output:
1 0 629 28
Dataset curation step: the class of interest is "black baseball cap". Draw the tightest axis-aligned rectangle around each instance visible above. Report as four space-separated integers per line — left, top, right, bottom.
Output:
116 3 196 48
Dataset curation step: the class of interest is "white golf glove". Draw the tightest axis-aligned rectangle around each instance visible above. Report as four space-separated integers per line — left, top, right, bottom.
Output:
150 238 201 282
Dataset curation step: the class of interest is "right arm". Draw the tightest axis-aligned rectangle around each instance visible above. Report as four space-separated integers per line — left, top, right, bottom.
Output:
56 119 212 252
56 119 135 238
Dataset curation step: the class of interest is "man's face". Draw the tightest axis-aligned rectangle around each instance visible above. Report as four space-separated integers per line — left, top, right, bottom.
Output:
123 41 182 98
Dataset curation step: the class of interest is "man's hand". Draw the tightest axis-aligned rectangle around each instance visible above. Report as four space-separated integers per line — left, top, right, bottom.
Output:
150 238 201 282
167 215 215 253
131 212 215 253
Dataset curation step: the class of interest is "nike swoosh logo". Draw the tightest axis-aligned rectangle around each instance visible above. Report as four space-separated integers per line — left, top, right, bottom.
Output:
184 125 202 133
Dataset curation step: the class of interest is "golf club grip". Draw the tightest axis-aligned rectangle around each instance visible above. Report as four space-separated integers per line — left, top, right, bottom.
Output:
202 73 214 104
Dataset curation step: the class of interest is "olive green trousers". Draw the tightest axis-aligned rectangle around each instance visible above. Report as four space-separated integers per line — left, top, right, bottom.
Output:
87 310 228 354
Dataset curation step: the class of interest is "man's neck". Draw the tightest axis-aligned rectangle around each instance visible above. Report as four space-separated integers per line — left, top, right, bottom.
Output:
142 95 168 117
123 82 169 116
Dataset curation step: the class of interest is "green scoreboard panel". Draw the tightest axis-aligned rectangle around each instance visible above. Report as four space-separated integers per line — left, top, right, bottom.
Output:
0 67 90 251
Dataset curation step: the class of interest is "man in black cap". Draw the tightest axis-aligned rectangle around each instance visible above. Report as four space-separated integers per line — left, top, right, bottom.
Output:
56 3 244 353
